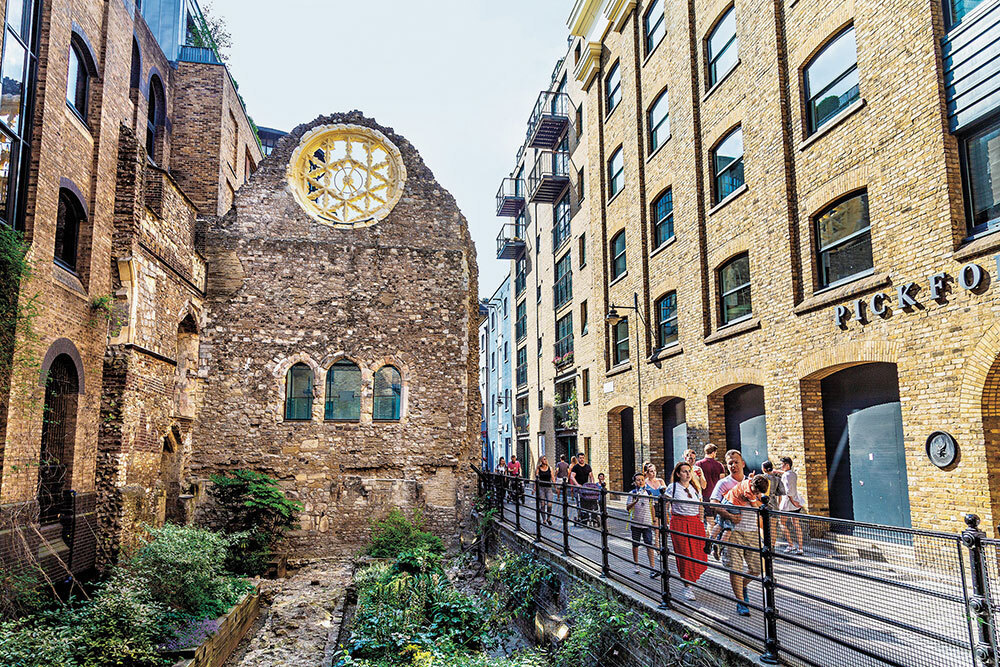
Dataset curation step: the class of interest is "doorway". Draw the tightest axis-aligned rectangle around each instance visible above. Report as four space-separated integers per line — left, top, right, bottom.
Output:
724 385 767 474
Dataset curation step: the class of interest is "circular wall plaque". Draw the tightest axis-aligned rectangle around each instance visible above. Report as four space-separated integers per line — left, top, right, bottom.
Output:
286 124 407 227
926 431 958 468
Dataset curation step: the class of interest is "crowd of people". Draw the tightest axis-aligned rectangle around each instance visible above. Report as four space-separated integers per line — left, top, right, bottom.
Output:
491 443 807 616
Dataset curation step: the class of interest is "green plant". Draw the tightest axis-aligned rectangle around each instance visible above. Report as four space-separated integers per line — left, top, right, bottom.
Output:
207 469 303 575
366 508 444 559
554 588 657 667
77 579 170 667
486 550 558 621
0 564 45 619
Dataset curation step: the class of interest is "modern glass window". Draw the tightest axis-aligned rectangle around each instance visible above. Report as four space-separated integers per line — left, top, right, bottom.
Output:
515 257 526 296
608 146 624 198
284 363 313 420
66 41 87 118
554 251 572 309
516 346 527 386
606 61 622 113
815 191 872 288
373 365 402 421
652 189 674 249
805 27 860 134
578 233 586 266
707 6 738 87
516 300 527 341
0 0 39 229
613 318 630 365
712 127 744 204
645 0 665 54
553 191 571 250
656 292 678 348
54 189 84 272
964 118 1000 234
325 360 361 421
719 253 752 325
949 0 986 27
610 230 626 280
649 90 669 152
1 30 26 133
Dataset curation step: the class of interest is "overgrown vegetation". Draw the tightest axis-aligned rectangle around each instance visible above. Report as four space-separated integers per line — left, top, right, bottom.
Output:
208 469 303 575
486 549 558 622
0 224 40 418
0 525 252 667
365 508 444 559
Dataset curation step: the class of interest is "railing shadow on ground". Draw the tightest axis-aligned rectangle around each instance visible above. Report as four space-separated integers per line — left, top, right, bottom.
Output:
475 468 996 667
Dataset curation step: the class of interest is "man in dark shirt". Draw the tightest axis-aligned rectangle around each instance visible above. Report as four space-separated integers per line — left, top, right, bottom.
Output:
696 443 725 503
570 452 594 486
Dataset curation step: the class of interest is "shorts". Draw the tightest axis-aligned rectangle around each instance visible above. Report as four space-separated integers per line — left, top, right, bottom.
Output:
723 530 762 577
630 526 653 545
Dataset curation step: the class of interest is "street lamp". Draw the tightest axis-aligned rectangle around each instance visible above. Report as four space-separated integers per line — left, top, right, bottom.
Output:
606 291 651 470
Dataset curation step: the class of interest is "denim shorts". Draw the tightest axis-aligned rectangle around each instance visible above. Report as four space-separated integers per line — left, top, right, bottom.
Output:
630 526 653 545
713 502 736 531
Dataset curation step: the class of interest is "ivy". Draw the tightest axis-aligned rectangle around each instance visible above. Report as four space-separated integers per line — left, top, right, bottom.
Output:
486 550 558 622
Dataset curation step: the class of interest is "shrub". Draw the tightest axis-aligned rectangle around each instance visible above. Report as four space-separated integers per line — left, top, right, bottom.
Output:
125 524 250 618
486 550 558 621
554 589 657 667
207 470 303 575
366 509 443 559
0 564 46 620
77 580 169 667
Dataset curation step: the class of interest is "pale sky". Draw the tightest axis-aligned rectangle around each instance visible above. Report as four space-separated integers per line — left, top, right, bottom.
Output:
211 0 572 298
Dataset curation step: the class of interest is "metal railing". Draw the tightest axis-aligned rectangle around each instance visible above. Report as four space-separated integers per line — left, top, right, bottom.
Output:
553 333 573 365
496 222 526 260
178 45 221 64
527 92 571 149
514 413 528 433
496 177 526 217
528 150 570 203
476 470 995 667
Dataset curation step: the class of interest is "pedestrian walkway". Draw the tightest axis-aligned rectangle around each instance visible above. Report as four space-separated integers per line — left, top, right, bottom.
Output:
487 478 983 667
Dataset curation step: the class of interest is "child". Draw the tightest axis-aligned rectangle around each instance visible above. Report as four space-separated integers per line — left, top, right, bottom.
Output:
705 475 769 559
597 472 607 490
626 472 657 577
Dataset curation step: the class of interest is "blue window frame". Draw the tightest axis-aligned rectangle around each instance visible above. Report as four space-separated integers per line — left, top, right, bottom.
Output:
325 360 361 420
373 365 402 421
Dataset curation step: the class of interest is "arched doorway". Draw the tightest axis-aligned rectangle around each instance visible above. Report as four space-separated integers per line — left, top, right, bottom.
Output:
651 397 687 474
39 355 79 523
723 384 768 473
821 363 911 528
608 406 636 491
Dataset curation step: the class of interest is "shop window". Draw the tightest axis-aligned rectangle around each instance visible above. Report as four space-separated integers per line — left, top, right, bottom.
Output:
804 27 859 134
649 90 669 152
712 126 744 204
651 189 674 249
707 6 738 86
610 230 626 280
373 365 402 421
325 360 361 421
815 191 873 288
656 292 678 348
608 146 624 198
284 363 313 420
719 253 752 325
606 61 622 113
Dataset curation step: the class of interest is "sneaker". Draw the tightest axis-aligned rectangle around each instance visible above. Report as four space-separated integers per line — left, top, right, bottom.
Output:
634 566 641 574
683 587 696 601
736 602 750 617
702 540 713 555
795 548 805 556
712 545 721 561
783 546 795 554
650 570 660 579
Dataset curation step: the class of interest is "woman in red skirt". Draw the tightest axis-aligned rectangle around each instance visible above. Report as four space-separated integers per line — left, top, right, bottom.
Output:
664 461 709 601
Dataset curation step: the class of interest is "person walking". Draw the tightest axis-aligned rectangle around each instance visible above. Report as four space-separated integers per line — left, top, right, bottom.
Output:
555 454 570 505
664 461 709 600
570 453 594 522
643 462 667 545
696 444 725 529
507 455 523 504
684 449 707 497
778 456 806 555
535 455 554 525
710 450 761 617
626 472 658 577
761 460 784 547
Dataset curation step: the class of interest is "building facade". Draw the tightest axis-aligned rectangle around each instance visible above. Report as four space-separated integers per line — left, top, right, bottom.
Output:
479 276 514 470
498 0 1000 536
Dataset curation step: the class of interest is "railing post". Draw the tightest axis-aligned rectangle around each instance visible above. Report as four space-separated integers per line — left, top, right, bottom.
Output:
600 487 610 577
658 494 671 610
963 514 998 667
758 499 779 665
498 475 505 523
535 480 542 543
562 482 570 556
514 476 521 532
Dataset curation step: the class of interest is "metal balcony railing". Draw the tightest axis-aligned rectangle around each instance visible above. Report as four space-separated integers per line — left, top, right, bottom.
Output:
496 177 526 217
553 334 574 367
528 150 570 204
527 91 571 149
178 45 222 64
515 413 529 433
516 316 527 343
554 401 576 430
496 222 526 260
553 273 572 310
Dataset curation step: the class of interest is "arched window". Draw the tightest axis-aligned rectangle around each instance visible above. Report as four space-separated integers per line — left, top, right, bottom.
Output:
66 40 88 118
610 230 626 281
373 365 402 421
707 6 738 87
648 90 669 153
146 75 164 161
719 253 752 325
54 188 85 272
815 191 872 288
712 126 744 204
804 26 859 134
608 146 624 198
129 39 141 90
284 363 313 420
39 354 79 523
655 292 678 348
651 189 673 249
325 360 361 421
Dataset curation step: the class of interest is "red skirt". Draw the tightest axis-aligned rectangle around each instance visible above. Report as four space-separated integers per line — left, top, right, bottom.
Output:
671 514 708 583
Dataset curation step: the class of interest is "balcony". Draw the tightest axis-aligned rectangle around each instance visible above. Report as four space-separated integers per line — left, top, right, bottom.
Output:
178 45 222 64
553 272 573 310
554 334 574 368
554 401 577 431
496 177 526 217
527 91 571 149
496 222 526 260
528 150 570 204
515 413 529 434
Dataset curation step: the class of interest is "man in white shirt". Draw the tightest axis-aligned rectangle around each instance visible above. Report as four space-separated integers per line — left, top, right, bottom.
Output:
778 456 805 555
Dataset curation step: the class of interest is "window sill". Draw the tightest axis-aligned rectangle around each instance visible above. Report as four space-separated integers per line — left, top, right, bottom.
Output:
609 270 629 288
705 316 760 345
954 227 1000 262
607 189 625 206
605 100 622 121
703 60 740 102
325 419 361 423
793 272 890 315
650 235 677 258
373 419 401 423
283 418 313 423
646 136 671 162
648 343 682 362
66 102 91 134
798 99 866 151
52 262 87 298
707 184 748 216
643 37 665 66
606 362 633 378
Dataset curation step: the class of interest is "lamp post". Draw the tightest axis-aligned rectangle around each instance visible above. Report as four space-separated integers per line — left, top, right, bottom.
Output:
606 291 651 469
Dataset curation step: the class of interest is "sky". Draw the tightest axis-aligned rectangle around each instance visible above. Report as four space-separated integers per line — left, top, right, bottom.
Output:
210 0 573 299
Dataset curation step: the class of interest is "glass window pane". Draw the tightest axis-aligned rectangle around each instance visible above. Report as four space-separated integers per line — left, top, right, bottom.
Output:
6 0 26 41
607 63 621 110
711 41 738 84
950 0 984 25
285 364 313 420
821 229 872 287
325 361 361 420
708 8 736 59
1 31 26 133
968 123 1000 230
708 8 738 83
714 128 743 175
650 92 669 150
657 294 677 347
646 0 664 52
806 29 857 96
373 366 401 420
721 255 750 293
810 69 859 131
653 190 673 246
816 193 869 249
722 285 752 323
614 319 630 364
0 131 12 219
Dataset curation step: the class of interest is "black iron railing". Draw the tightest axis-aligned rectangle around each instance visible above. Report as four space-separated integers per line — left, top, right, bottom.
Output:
476 470 994 667
514 413 528 433
528 150 570 203
497 222 526 260
527 92 571 149
496 177 526 217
